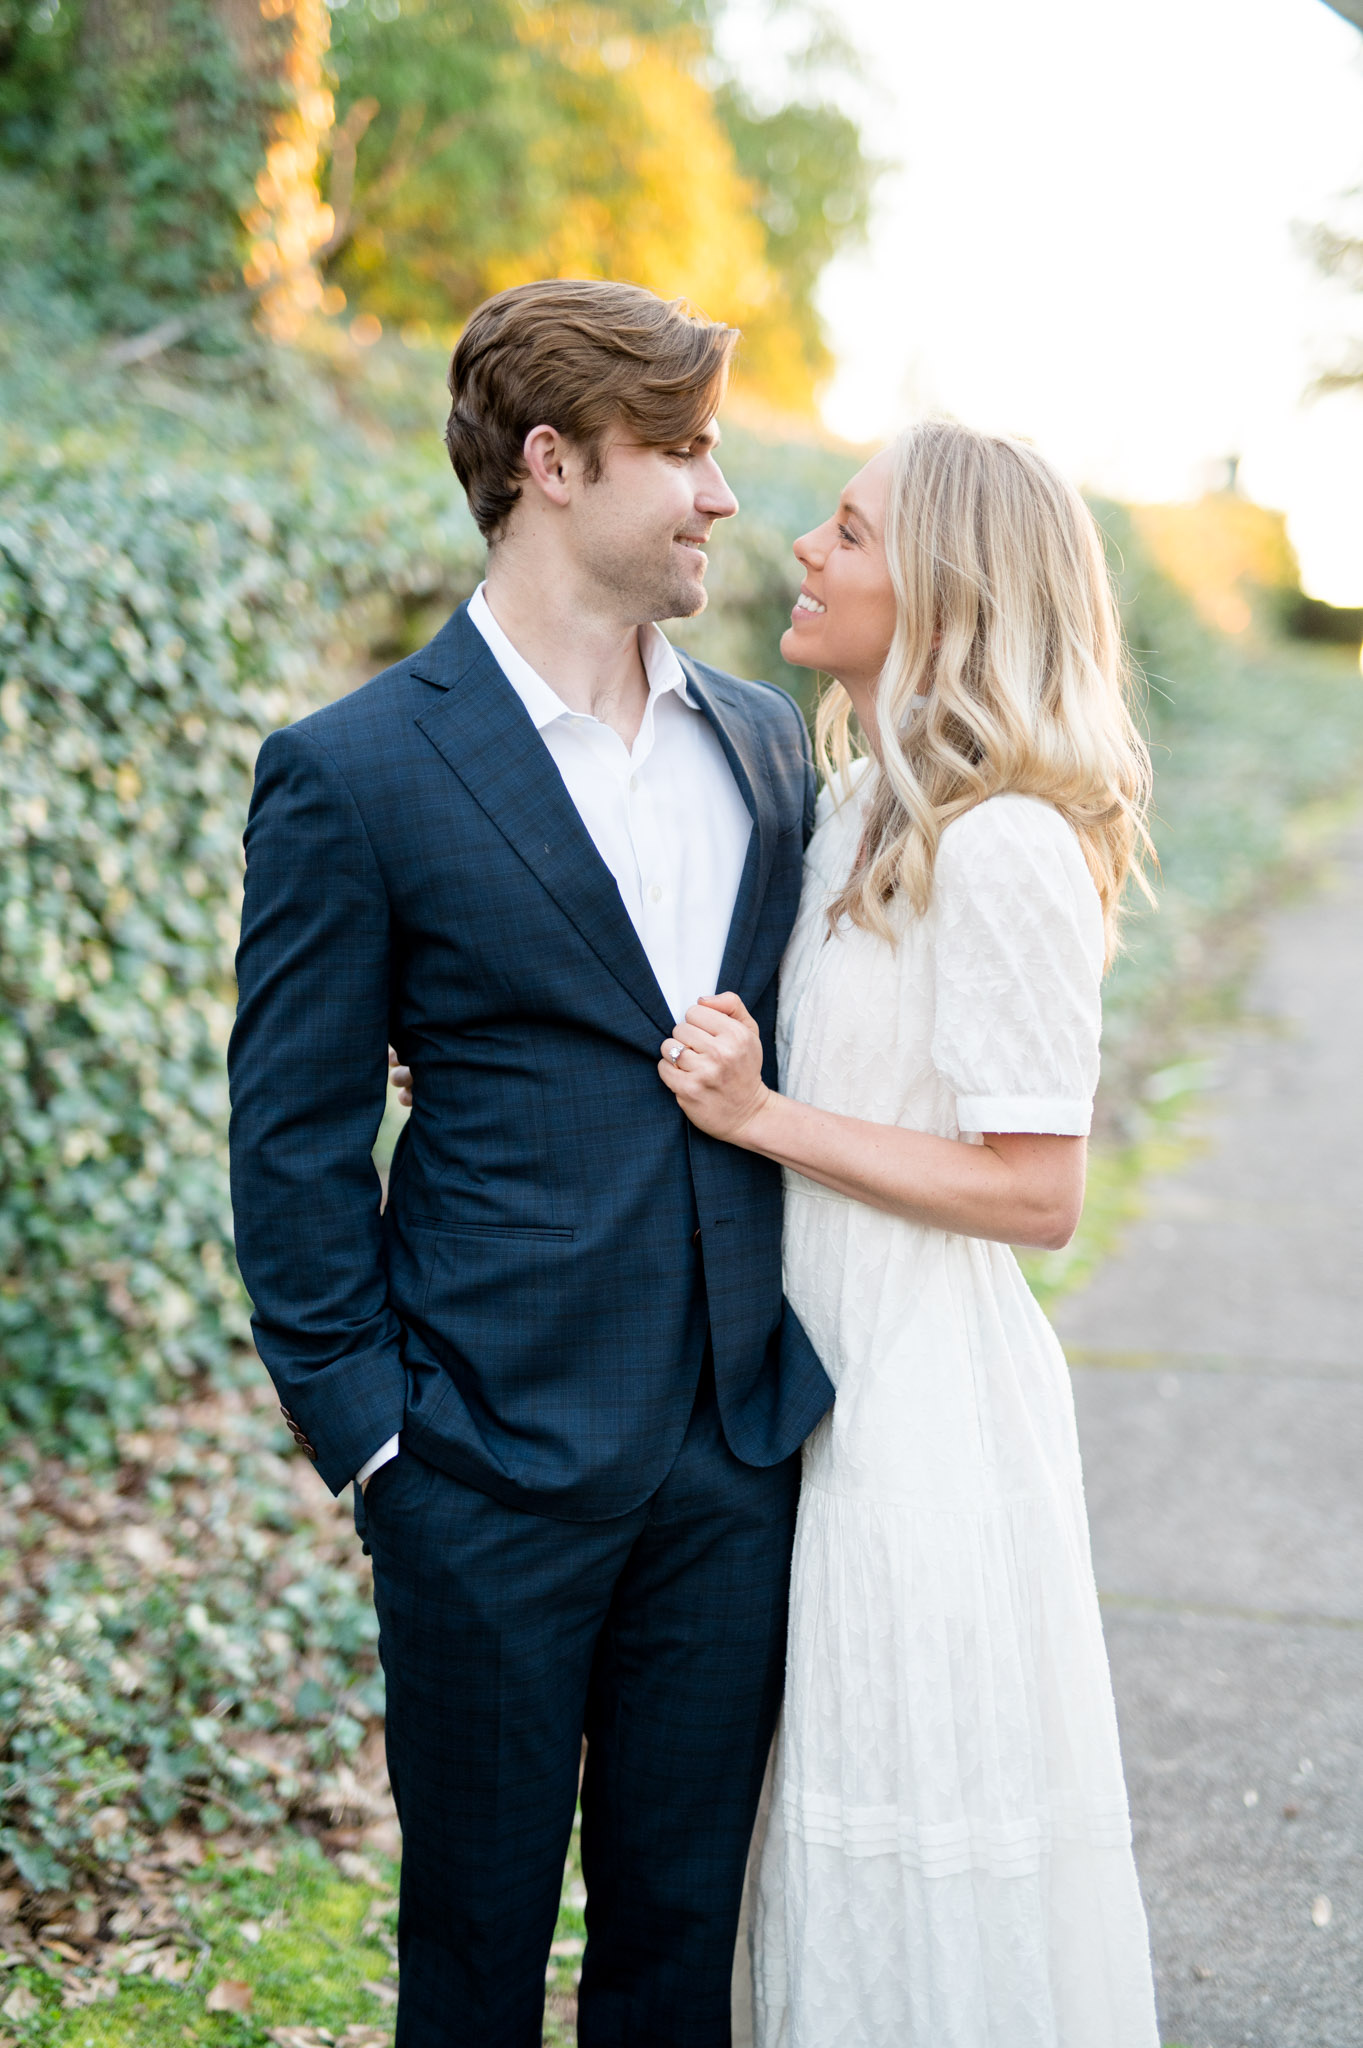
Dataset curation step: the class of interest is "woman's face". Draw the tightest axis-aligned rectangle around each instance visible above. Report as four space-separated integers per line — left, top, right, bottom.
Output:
781 448 898 742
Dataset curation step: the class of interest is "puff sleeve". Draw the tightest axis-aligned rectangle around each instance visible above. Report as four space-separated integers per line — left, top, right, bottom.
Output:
930 795 1105 1136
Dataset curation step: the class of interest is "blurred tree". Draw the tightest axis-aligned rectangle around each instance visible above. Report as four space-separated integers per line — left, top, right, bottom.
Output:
715 87 870 385
0 0 874 394
243 0 337 341
323 0 872 406
1304 203 1363 394
0 0 81 163
1307 0 1362 390
0 0 333 342
3 0 283 335
1131 495 1301 640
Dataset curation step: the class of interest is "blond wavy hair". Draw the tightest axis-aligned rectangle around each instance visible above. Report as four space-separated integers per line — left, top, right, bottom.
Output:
817 420 1154 968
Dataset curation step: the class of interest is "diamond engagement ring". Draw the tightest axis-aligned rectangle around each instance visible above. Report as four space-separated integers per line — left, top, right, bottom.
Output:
665 1042 684 1065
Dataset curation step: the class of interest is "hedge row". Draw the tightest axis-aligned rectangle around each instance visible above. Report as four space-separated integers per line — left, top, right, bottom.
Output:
0 438 483 1458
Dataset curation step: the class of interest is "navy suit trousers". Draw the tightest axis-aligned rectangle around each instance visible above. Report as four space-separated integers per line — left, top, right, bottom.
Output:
359 1357 800 2048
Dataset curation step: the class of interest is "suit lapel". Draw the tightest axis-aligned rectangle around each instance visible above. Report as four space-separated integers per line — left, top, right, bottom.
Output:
677 656 780 999
412 608 674 1040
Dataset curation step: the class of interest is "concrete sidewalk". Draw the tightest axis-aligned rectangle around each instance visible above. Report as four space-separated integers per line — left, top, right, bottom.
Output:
1057 816 1363 2047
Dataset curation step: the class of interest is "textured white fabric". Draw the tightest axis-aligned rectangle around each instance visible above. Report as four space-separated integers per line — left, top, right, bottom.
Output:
468 582 752 1027
753 777 1159 2048
932 796 1104 1136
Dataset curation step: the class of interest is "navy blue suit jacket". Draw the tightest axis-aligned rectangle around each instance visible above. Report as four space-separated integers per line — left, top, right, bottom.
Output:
228 602 834 1515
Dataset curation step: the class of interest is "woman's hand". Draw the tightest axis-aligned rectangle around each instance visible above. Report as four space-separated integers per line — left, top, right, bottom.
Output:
658 992 771 1145
388 1046 413 1107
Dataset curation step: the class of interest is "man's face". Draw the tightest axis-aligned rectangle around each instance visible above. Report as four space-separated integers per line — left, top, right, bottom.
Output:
568 420 739 624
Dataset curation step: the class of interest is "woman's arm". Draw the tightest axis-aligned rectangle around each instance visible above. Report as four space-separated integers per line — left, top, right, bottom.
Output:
659 993 1085 1251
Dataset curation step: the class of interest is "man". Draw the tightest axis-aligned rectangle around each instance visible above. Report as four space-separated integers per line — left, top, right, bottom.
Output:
228 277 832 2048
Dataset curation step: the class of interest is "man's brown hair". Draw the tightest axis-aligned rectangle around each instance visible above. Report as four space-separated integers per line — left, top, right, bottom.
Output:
445 278 738 541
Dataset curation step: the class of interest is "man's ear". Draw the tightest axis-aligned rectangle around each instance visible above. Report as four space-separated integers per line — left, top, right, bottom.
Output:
522 424 574 509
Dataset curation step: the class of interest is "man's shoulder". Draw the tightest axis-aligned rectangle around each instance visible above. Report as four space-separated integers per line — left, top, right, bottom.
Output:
679 653 807 739
268 654 441 772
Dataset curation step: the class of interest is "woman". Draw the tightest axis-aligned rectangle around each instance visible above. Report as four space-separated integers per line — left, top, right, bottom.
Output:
657 422 1161 2044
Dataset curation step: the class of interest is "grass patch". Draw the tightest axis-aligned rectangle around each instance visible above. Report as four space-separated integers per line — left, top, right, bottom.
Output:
0 1828 588 2048
0 1837 394 2046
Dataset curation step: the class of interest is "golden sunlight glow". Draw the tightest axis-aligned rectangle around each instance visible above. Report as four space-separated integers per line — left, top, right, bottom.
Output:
242 0 336 342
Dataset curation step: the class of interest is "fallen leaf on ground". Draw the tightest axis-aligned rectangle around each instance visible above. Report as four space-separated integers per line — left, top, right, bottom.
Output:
0 1985 40 2022
206 1977 254 2013
42 1938 85 1963
60 1975 118 2009
159 1828 205 1869
360 1976 398 2004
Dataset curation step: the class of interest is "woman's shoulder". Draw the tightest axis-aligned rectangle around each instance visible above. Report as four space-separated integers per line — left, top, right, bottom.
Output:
934 796 1101 961
937 792 1088 878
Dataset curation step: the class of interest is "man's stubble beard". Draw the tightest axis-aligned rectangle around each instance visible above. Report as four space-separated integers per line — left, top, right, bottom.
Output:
592 534 708 627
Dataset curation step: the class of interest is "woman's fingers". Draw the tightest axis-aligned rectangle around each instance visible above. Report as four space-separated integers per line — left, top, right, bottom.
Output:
697 990 753 1027
682 1002 728 1041
665 1020 716 1061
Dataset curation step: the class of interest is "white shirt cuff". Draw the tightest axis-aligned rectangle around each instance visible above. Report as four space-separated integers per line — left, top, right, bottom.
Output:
356 1434 400 1488
955 1094 1093 1136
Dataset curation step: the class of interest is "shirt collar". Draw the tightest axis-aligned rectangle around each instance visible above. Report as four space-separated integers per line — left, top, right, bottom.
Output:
468 581 696 731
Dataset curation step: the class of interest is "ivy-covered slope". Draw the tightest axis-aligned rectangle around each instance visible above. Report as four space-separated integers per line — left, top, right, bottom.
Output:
0 409 484 1460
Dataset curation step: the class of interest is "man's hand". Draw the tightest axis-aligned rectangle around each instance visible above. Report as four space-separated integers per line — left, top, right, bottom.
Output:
658 992 771 1146
388 1046 413 1107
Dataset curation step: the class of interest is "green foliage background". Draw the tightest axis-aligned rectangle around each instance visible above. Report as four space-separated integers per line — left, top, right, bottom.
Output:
0 0 286 338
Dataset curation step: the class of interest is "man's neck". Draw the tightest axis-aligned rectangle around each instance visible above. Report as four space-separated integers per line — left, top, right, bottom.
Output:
482 554 651 747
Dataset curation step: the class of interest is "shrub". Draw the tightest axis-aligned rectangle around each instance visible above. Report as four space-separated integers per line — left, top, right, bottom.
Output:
0 1390 384 1894
0 434 482 1459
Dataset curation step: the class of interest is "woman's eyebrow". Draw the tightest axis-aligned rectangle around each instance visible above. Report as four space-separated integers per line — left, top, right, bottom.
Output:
839 495 875 533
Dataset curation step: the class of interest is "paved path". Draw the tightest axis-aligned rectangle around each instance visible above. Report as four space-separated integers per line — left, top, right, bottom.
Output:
1056 814 1363 2047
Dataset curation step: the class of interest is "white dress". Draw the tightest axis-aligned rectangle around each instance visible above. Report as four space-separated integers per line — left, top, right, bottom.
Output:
751 778 1160 2048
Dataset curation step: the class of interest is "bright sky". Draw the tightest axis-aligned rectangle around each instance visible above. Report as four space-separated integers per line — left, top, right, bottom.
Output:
723 0 1363 602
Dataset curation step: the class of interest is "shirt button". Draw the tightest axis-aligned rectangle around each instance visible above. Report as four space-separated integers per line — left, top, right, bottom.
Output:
629 773 639 792
648 884 663 903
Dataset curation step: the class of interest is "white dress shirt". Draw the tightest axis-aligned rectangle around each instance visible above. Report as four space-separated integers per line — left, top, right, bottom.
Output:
356 583 753 1489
